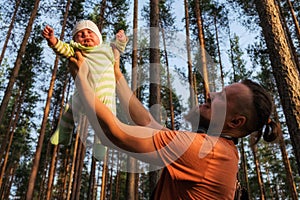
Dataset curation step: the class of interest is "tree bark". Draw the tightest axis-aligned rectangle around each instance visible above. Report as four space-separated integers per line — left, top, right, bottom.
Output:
213 11 224 88
0 0 20 66
66 124 81 200
273 108 298 200
100 149 109 200
254 0 300 175
184 0 197 108
251 145 266 200
0 0 41 125
286 0 300 45
239 138 252 200
87 157 96 200
98 0 107 33
125 0 139 198
0 86 23 190
161 25 175 130
149 0 161 193
275 0 300 72
46 145 58 200
194 0 209 100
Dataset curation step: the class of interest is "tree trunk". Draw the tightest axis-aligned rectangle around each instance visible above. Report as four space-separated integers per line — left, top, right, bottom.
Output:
277 132 298 199
273 107 298 200
46 145 58 200
66 123 81 200
74 139 87 200
125 0 139 198
0 0 20 66
0 84 25 197
0 89 20 171
275 0 300 72
264 166 275 199
239 138 252 200
254 0 300 175
2 162 18 200
131 0 138 94
286 0 300 45
194 0 209 100
0 86 23 189
59 147 71 199
26 0 71 198
161 25 175 130
115 153 121 200
0 0 41 125
251 145 266 200
149 0 161 193
100 149 109 200
228 29 236 82
184 0 197 108
98 0 107 33
71 117 88 200
213 11 224 88
38 142 52 200
109 150 115 200
87 157 96 200
46 74 69 199
126 157 137 200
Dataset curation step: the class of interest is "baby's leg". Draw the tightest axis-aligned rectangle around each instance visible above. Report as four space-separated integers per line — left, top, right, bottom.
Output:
50 102 75 145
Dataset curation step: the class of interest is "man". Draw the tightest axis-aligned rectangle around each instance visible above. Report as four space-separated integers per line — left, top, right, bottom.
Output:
69 51 279 199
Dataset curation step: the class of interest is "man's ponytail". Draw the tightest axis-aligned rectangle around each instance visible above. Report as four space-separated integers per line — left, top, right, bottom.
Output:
263 120 280 142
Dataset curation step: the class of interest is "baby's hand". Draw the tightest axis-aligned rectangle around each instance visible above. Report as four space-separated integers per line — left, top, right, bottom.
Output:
42 25 54 39
42 25 57 46
116 30 127 43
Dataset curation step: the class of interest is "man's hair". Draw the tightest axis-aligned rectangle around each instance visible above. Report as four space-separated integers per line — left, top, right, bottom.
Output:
241 79 279 144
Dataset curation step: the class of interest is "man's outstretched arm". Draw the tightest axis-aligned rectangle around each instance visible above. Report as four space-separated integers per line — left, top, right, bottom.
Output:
113 49 168 130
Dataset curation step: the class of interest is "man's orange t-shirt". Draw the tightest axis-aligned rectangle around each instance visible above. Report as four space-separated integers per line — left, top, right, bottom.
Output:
152 130 239 200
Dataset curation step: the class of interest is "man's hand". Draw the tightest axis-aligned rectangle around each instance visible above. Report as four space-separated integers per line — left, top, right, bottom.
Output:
69 51 88 79
42 25 57 46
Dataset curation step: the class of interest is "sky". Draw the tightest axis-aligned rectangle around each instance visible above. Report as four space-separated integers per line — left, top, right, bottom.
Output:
124 0 258 107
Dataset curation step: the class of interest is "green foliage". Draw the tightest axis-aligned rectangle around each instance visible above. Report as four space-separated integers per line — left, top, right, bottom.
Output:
142 0 176 30
67 0 85 29
17 0 39 24
88 0 130 37
225 0 260 31
0 0 298 199
227 33 252 83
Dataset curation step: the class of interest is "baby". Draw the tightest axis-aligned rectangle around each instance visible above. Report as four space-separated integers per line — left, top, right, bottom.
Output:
43 20 128 146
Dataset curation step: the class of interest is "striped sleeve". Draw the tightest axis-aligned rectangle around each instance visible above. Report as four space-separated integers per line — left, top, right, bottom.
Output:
110 37 128 53
52 40 75 58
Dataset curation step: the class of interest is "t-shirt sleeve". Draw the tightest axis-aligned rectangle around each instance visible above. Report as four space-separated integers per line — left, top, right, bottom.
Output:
152 130 208 181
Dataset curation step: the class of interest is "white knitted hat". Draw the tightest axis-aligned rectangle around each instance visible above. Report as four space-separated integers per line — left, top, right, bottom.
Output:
72 20 102 45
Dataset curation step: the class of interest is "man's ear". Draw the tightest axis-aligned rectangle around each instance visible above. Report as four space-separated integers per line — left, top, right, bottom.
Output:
227 115 246 129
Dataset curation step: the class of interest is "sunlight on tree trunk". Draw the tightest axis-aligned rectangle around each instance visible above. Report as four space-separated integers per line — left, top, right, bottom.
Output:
194 0 209 100
254 0 300 176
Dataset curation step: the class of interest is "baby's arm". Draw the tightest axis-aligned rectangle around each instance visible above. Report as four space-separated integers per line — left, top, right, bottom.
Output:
42 25 74 58
111 30 128 54
42 25 58 46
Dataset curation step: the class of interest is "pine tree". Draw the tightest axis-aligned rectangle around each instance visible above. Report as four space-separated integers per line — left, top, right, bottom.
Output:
254 0 300 176
0 0 41 126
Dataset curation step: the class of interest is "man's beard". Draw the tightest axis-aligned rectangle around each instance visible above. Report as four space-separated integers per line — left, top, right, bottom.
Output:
184 107 211 133
197 113 210 133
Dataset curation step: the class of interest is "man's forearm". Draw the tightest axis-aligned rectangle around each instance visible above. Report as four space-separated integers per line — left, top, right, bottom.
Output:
116 75 165 130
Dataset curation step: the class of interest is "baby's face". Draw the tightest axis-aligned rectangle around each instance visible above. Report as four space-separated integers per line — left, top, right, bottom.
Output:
74 28 100 47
